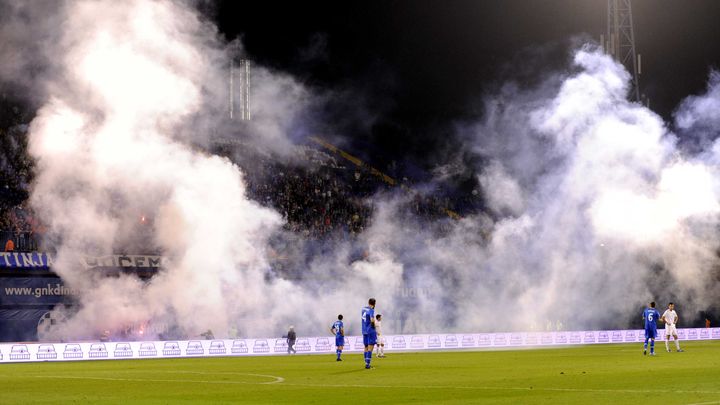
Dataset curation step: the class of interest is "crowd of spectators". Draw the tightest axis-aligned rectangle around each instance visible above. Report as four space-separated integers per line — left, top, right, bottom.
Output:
1 138 460 253
243 156 377 239
226 141 460 243
1 94 38 252
2 89 461 254
1 202 42 252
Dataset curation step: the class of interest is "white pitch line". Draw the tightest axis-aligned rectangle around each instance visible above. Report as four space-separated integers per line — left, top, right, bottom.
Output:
29 373 284 385
160 370 285 383
273 382 720 396
20 375 720 396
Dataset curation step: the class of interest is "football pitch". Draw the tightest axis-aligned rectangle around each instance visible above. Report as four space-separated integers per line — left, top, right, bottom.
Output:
2 341 720 404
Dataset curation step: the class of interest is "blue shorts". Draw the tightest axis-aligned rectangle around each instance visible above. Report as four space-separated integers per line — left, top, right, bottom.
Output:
335 336 344 347
363 332 377 346
645 328 657 339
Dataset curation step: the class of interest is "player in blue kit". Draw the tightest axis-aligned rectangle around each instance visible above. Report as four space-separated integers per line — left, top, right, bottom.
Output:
361 298 377 369
643 301 661 356
330 314 344 361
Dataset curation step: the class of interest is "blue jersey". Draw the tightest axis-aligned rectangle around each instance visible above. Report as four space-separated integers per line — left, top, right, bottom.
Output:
331 320 343 337
361 306 375 334
643 307 661 330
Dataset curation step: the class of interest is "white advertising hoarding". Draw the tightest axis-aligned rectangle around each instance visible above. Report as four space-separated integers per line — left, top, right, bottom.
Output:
1 327 718 364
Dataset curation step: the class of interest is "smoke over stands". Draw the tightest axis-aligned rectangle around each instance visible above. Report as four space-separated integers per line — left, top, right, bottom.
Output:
0 0 719 340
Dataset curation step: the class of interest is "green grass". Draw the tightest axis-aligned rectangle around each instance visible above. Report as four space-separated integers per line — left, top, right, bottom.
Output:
2 341 720 404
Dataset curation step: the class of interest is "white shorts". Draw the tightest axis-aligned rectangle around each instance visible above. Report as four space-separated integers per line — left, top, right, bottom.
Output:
377 335 386 345
665 324 678 337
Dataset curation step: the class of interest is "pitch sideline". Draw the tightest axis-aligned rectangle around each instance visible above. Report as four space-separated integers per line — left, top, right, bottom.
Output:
12 373 720 396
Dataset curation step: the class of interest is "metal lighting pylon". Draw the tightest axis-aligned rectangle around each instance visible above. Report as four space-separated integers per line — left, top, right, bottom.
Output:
605 0 641 103
229 58 250 121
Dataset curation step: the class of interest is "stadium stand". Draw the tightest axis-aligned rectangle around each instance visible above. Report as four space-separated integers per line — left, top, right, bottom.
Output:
3 93 720 342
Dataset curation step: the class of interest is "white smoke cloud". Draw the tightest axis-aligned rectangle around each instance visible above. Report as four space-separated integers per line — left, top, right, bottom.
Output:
674 70 720 166
347 46 720 333
20 0 266 339
13 0 436 341
454 47 720 330
0 0 326 340
478 161 526 216
675 71 720 134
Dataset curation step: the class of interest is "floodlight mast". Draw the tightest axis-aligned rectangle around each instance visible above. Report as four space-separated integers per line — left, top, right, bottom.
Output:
229 55 251 121
605 0 642 104
241 59 250 121
229 58 234 120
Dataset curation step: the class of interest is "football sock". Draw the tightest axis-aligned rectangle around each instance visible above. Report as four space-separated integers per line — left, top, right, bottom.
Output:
675 340 681 350
665 340 670 351
650 340 654 353
643 338 648 349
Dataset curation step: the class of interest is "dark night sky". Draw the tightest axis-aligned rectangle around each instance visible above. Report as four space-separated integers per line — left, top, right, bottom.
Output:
210 0 720 173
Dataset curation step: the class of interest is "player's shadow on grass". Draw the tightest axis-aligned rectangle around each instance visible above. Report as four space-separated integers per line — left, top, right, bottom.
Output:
328 368 368 375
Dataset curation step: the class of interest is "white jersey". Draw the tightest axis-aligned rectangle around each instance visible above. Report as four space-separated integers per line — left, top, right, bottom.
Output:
375 319 386 345
662 309 678 325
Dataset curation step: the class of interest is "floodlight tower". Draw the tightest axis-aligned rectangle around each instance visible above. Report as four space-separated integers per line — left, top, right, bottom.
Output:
229 58 251 121
604 0 642 103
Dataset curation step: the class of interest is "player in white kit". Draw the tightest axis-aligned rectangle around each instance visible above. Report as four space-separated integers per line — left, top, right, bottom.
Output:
661 302 683 352
375 314 386 358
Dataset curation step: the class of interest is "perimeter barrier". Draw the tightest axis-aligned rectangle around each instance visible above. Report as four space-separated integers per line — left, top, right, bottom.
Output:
1 327 718 363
